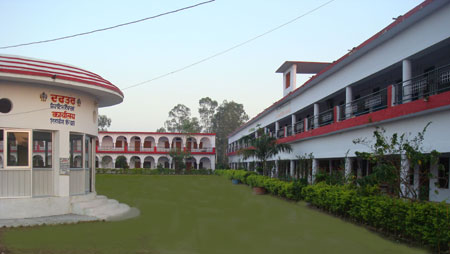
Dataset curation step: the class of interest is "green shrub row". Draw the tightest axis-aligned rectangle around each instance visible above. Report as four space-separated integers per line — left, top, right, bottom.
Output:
215 170 306 201
215 169 450 251
302 183 450 250
96 168 213 175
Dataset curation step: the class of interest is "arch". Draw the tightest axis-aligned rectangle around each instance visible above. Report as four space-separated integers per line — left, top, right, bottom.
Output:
157 156 170 168
199 157 211 169
101 135 113 149
171 137 183 149
33 155 44 167
115 136 127 149
130 136 141 152
101 156 114 168
186 137 197 150
143 156 155 169
199 137 211 150
158 136 170 149
185 157 197 170
143 136 155 151
130 156 141 169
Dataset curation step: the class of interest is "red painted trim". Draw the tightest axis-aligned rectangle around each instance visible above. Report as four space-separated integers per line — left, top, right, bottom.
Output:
278 91 450 144
227 0 434 138
99 131 216 136
97 150 215 155
0 59 106 82
387 85 393 108
228 90 450 156
0 55 102 78
0 68 123 97
0 64 113 87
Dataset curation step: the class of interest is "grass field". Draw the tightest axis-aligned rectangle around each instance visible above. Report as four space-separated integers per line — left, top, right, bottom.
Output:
1 175 428 254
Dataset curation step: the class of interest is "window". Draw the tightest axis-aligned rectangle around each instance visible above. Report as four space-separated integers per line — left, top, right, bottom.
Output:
70 134 83 168
0 98 12 113
0 130 3 168
33 131 52 168
438 157 449 189
7 131 29 167
85 136 92 169
285 72 291 89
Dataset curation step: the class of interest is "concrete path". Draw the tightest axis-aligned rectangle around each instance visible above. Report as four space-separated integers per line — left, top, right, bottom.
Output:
0 214 99 228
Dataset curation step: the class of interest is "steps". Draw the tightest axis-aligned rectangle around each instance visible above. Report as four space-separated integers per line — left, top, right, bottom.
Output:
71 195 135 221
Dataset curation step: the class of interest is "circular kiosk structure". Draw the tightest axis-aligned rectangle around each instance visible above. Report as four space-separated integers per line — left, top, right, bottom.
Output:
0 54 129 221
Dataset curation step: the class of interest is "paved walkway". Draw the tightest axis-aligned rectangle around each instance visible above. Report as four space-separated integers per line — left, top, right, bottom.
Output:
0 214 99 228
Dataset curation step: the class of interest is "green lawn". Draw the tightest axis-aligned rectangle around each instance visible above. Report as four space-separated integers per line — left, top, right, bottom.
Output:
1 175 428 254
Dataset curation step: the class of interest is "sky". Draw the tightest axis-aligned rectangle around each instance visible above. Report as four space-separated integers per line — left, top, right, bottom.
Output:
0 0 424 132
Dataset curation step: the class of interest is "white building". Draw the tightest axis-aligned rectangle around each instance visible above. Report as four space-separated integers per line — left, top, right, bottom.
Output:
0 54 131 220
97 131 216 170
227 0 450 203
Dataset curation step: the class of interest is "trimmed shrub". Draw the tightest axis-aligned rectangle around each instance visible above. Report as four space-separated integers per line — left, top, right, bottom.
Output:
302 183 450 251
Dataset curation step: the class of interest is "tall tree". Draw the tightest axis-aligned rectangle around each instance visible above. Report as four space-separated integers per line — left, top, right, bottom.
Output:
163 104 202 133
212 100 249 167
98 115 111 131
198 97 218 133
156 127 167 132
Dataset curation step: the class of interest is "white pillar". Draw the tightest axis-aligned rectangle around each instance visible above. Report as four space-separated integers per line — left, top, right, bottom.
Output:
311 159 318 184
345 157 353 182
400 153 410 197
357 159 362 179
290 160 295 177
402 59 412 103
275 122 280 137
291 114 296 135
313 103 319 128
345 86 352 118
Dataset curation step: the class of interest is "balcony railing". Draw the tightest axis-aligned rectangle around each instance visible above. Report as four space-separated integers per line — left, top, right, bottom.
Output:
97 145 214 153
294 121 304 134
395 63 450 105
286 125 293 136
339 87 388 121
318 108 334 127
277 129 285 138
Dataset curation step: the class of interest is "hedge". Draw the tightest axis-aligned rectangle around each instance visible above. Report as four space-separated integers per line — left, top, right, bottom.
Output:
215 169 306 201
215 169 450 251
96 168 213 175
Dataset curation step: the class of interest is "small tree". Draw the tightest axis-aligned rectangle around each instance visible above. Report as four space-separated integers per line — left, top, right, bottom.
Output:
353 123 442 200
168 149 191 172
115 155 128 169
239 128 292 176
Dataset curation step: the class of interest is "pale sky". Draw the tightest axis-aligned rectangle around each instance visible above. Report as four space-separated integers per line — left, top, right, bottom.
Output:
0 0 423 131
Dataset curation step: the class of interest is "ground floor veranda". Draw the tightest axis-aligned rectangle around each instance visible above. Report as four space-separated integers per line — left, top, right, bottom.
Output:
230 154 450 203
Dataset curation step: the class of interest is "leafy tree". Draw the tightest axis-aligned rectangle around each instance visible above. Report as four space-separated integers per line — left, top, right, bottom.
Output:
156 127 167 132
239 128 292 176
212 100 249 167
353 123 443 200
163 104 202 133
115 155 128 169
168 149 191 172
198 97 218 133
98 115 111 131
